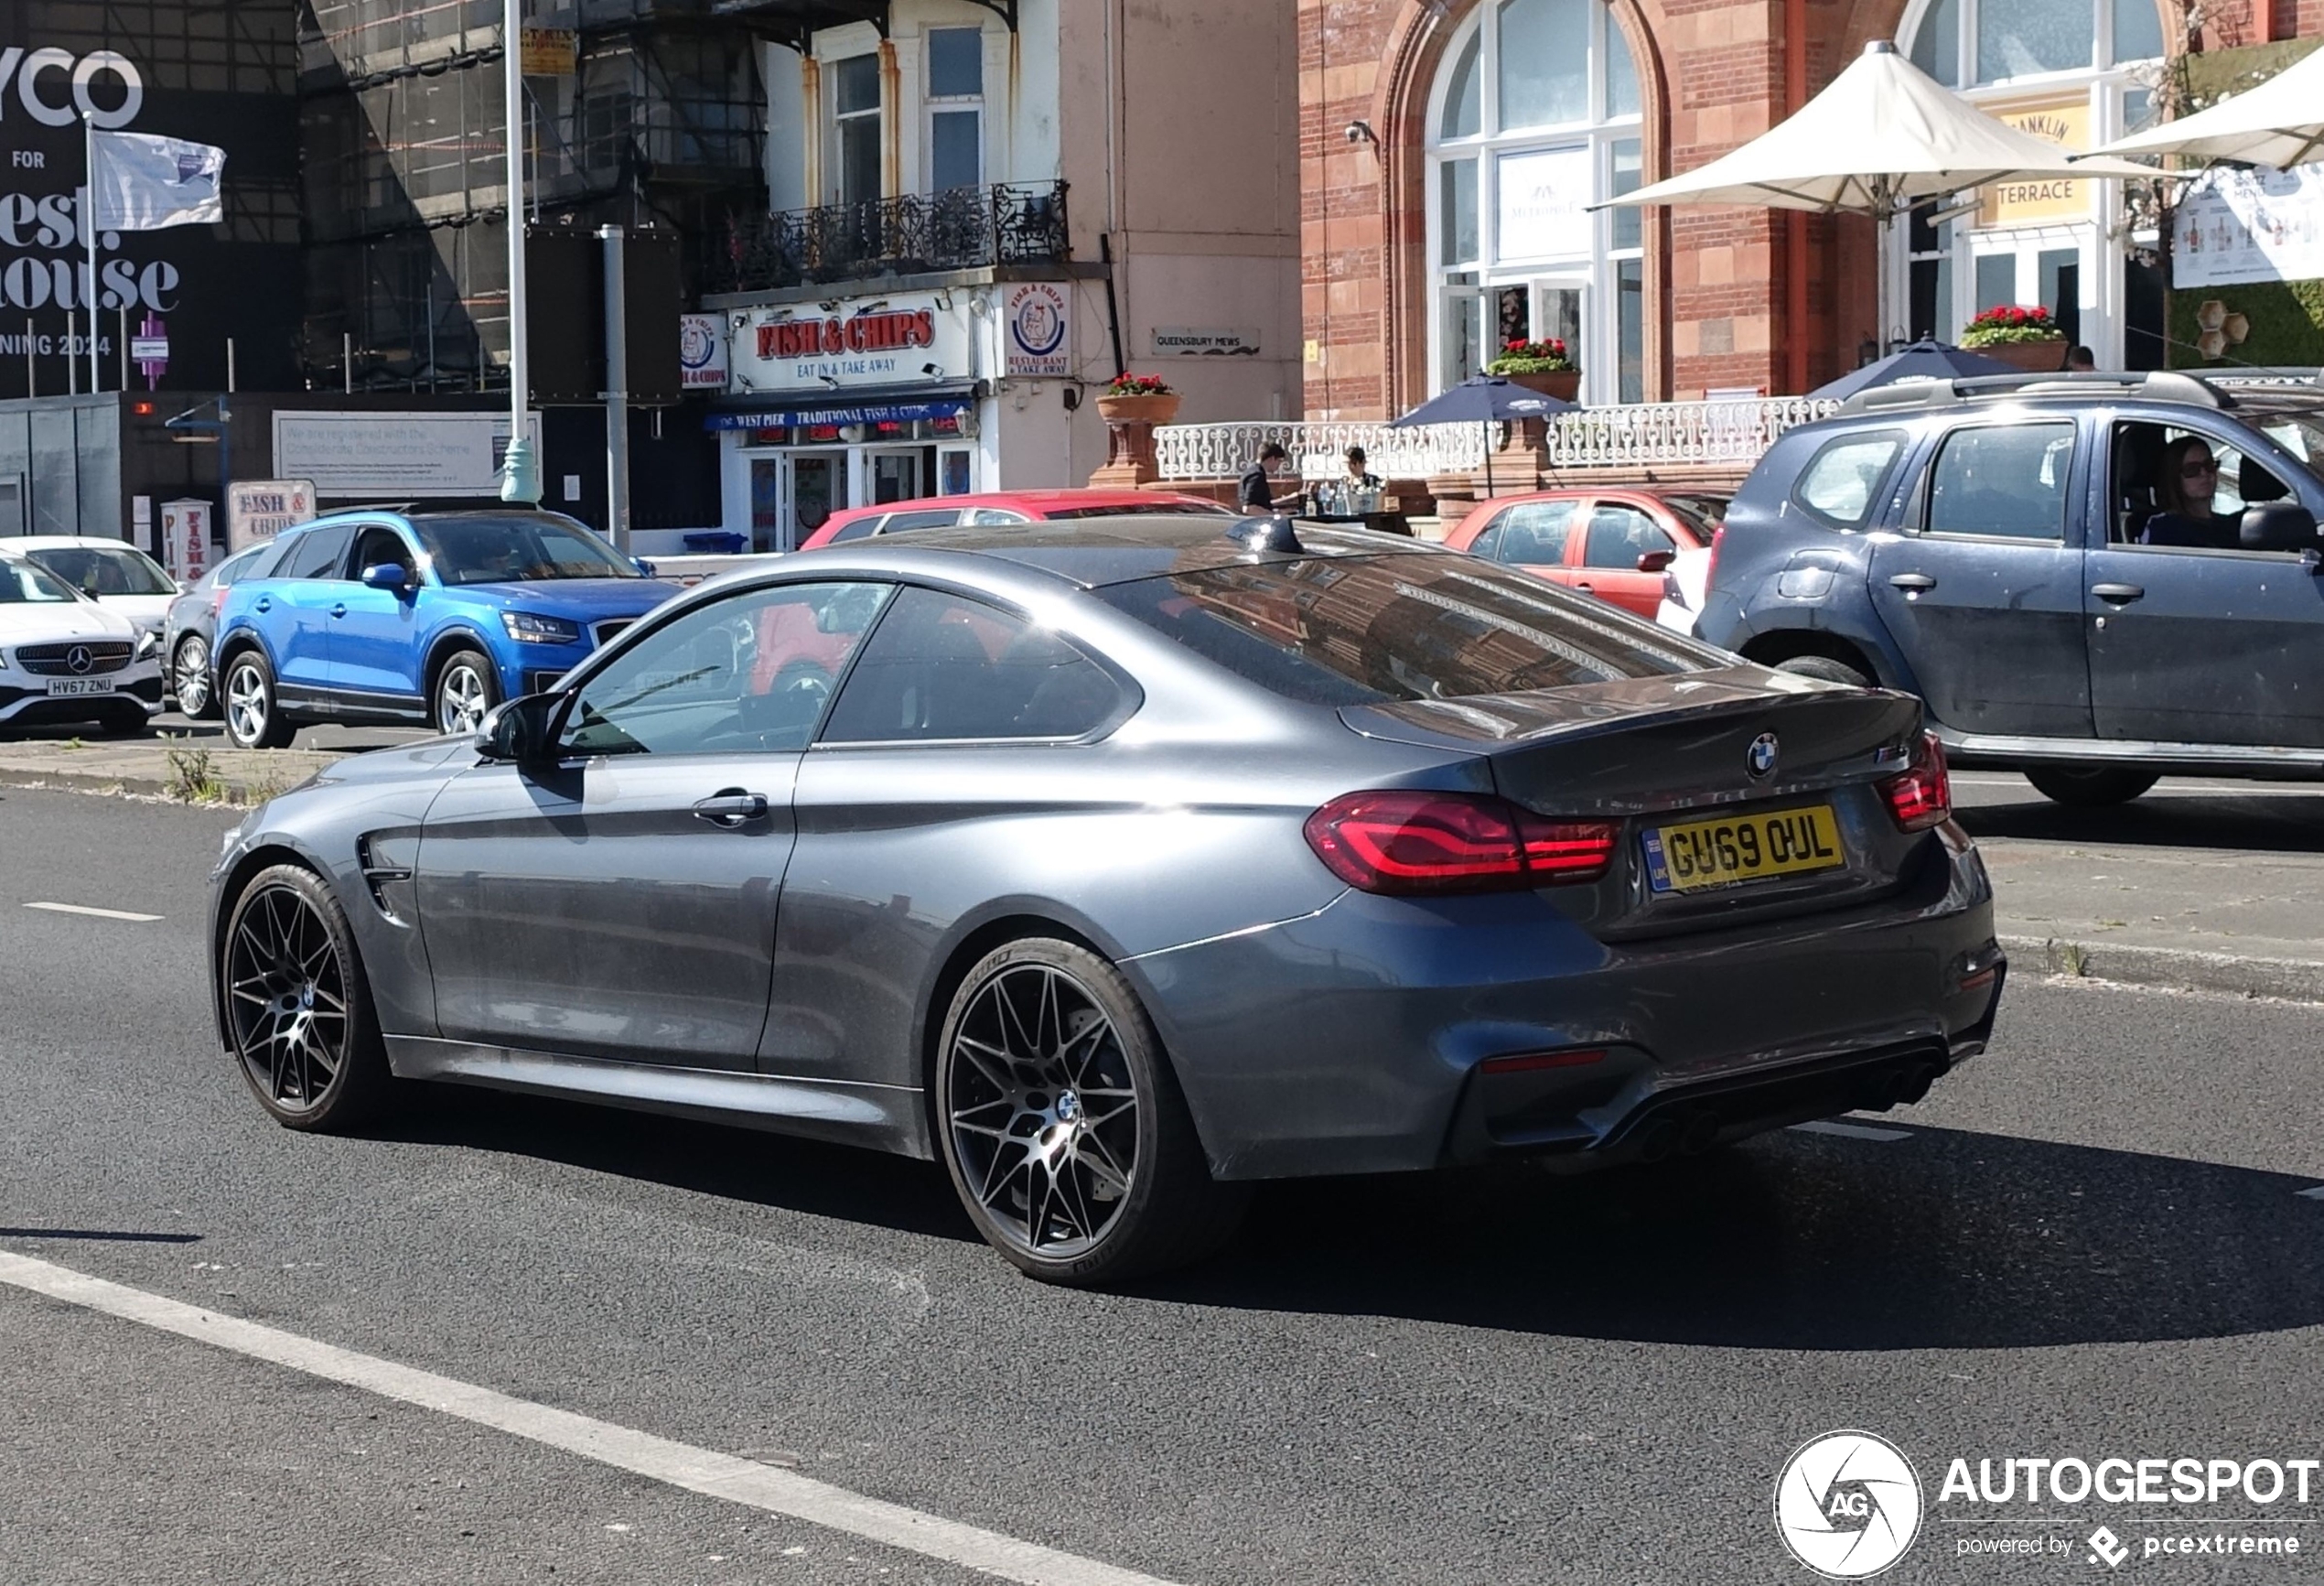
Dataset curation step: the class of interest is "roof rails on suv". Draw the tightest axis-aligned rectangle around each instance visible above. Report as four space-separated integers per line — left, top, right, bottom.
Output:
1835 369 2234 416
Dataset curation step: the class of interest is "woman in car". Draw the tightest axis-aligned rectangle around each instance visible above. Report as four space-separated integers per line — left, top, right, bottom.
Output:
2141 436 2243 549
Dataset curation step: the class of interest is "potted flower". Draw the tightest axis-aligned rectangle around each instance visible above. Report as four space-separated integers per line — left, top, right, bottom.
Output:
1959 305 2067 372
1095 372 1182 426
1484 338 1581 402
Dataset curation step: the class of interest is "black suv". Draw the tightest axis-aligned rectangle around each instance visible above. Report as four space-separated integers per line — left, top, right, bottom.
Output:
1698 371 2324 804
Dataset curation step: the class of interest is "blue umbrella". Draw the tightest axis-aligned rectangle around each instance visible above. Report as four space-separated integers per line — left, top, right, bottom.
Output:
1388 375 1576 498
1811 339 2023 401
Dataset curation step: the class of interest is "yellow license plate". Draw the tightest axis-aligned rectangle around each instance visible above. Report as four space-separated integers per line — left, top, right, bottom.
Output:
1641 804 1845 894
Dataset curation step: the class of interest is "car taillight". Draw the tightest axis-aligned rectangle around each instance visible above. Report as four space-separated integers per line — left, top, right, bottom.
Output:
1303 790 1618 894
1881 731 1951 831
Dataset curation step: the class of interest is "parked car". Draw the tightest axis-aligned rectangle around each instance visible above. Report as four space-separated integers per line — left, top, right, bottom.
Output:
210 509 679 749
1441 489 1725 618
798 489 1236 550
1697 370 2324 804
164 541 278 719
209 517 2001 1286
13 534 180 652
0 549 163 734
1654 543 1716 636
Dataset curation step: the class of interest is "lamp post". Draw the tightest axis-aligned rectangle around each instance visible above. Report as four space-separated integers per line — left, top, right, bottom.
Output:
499 0 541 503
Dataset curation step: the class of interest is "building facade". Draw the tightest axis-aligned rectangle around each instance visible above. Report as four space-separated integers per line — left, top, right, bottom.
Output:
1298 0 2324 426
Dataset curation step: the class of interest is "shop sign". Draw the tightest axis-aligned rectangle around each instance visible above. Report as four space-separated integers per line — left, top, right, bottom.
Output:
273 410 543 498
2173 164 2324 287
1006 283 1071 377
226 479 316 553
1152 326 1261 356
158 498 210 583
520 28 578 76
730 291 973 394
1496 146 1592 264
1979 97 2091 229
679 312 727 390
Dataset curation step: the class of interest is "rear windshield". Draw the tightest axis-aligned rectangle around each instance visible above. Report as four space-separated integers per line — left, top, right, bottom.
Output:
1096 553 1726 706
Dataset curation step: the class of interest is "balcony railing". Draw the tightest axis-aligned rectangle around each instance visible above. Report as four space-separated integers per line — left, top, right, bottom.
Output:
1154 397 1842 481
704 179 1070 295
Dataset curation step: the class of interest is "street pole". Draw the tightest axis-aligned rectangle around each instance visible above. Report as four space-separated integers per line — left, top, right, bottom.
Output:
597 223 630 556
83 112 100 394
499 0 541 504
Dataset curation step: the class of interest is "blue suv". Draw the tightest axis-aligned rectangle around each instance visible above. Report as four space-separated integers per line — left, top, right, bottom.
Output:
213 509 678 748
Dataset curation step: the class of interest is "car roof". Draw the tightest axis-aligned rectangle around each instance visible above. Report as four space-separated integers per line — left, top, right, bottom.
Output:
788 515 1446 590
9 534 152 550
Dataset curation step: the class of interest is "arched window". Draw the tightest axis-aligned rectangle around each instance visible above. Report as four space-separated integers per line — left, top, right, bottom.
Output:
1426 0 1646 404
1899 0 2168 366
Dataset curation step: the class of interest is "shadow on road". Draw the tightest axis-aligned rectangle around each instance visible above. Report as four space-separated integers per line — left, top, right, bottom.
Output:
1957 793 2324 854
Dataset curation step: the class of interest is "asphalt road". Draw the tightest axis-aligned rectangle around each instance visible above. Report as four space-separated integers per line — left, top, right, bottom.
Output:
4 786 2324 1584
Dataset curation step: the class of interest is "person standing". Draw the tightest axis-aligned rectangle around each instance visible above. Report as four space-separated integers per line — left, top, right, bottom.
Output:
2066 345 2097 372
1239 443 1298 513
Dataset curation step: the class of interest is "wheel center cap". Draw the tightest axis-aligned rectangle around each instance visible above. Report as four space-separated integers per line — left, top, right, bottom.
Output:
298 985 315 1010
1054 1089 1081 1125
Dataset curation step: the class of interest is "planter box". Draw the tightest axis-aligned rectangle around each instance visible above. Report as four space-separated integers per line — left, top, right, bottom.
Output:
1966 340 2066 372
1092 392 1184 487
1497 369 1581 402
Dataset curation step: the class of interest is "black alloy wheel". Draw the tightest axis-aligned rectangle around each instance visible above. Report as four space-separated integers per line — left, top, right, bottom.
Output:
935 937 1246 1285
222 864 393 1130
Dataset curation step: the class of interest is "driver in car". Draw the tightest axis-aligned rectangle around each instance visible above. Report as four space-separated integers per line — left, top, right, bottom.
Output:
2141 437 2243 550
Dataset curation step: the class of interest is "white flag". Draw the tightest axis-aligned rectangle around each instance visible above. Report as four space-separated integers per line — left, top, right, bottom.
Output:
89 129 226 231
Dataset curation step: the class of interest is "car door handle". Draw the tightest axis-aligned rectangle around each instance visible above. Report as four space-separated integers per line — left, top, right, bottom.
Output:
329 603 348 618
692 790 769 827
1573 581 1594 593
2091 583 2146 605
1888 573 1938 592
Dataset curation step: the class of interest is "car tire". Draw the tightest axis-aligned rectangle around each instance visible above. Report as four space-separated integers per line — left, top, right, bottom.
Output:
934 937 1248 1286
221 651 296 749
221 863 396 1132
2023 765 2160 807
433 648 500 736
174 633 219 719
1774 654 1873 688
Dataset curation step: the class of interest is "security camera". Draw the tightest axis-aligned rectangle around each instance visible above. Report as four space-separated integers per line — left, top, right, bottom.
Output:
1344 120 1378 146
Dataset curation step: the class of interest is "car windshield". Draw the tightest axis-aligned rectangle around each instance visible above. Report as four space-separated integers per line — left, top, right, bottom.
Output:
2250 404 2324 485
30 545 176 597
0 558 76 603
414 515 636 585
1097 552 1728 707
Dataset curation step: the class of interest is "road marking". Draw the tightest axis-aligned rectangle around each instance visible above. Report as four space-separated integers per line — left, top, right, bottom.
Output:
0 1249 1185 1586
2298 1186 2324 1201
1790 1119 1912 1142
23 901 162 922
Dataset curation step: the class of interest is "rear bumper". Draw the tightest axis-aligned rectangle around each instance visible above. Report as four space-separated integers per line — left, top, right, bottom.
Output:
1129 825 2000 1181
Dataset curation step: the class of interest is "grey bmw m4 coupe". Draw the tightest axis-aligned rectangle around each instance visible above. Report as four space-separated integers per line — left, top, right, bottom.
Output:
210 518 2004 1285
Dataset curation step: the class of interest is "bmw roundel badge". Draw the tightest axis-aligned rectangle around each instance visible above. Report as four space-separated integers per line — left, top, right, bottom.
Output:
1747 731 1780 780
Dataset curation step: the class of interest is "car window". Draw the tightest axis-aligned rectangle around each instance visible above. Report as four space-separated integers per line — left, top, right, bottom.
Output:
1583 504 1676 569
1924 422 2076 542
562 582 893 759
1462 514 1506 559
1792 431 1906 529
963 507 1030 526
351 525 416 577
0 558 75 603
1496 501 1577 566
415 513 635 584
1045 502 1237 519
826 516 883 543
820 586 1125 743
874 509 962 534
30 544 178 596
277 524 357 581
1097 553 1725 707
213 546 265 588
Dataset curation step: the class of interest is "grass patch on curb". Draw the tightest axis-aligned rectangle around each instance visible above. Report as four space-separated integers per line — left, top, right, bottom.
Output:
164 748 227 804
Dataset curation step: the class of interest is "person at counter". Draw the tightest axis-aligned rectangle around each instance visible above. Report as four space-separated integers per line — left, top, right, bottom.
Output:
1238 444 1301 514
1317 447 1385 516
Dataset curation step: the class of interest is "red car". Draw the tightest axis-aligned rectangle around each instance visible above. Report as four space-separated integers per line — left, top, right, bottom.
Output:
799 489 1235 550
1441 488 1726 619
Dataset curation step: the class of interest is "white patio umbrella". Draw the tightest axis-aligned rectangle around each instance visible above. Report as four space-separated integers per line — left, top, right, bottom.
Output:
2082 44 2324 166
1603 39 2159 348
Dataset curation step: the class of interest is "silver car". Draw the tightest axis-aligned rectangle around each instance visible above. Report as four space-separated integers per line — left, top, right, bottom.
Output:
209 520 2004 1285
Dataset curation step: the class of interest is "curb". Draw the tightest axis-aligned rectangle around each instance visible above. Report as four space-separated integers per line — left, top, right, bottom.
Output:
2001 933 2324 1005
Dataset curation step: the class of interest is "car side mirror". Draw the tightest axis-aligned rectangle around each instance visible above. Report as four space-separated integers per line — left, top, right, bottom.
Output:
2240 501 2319 554
360 561 412 591
1636 549 1676 574
477 692 561 763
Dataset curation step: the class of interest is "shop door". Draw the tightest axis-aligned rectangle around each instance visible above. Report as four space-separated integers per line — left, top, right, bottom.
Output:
867 449 928 505
785 451 849 549
748 457 782 553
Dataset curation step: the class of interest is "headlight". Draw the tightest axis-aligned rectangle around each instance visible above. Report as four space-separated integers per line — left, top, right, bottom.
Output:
500 611 582 645
135 628 160 660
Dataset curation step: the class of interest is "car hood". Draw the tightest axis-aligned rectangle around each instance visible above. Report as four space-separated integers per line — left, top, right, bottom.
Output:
307 736 479 789
438 577 679 620
0 601 140 644
75 592 174 629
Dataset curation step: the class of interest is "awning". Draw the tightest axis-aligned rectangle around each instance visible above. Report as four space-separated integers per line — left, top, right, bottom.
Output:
705 381 981 433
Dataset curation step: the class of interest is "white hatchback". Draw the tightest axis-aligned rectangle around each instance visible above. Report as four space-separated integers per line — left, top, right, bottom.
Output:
0 552 163 732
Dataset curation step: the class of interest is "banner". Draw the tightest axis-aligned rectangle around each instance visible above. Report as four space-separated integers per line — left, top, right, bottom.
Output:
2172 164 2324 287
91 130 226 230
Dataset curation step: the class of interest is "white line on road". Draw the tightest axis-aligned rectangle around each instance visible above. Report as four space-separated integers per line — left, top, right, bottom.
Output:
23 901 162 922
0 1248 1186 1586
1789 1119 1913 1142
2298 1186 2324 1201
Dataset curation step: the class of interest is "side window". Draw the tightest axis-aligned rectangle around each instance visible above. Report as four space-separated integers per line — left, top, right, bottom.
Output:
1583 504 1675 569
964 507 1030 526
821 586 1125 743
1497 501 1577 566
1792 431 1906 529
1466 514 1507 560
562 582 893 758
278 524 356 580
1924 422 2076 542
827 516 884 543
351 525 415 577
875 509 963 534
